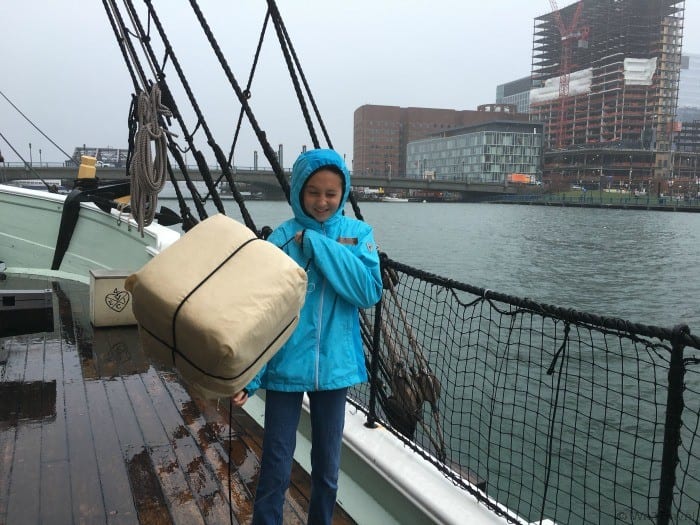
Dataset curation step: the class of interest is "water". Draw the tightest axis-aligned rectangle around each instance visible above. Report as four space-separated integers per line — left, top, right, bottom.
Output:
160 197 700 333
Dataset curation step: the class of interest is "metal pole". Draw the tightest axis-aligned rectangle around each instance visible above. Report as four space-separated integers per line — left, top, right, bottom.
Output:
29 142 32 167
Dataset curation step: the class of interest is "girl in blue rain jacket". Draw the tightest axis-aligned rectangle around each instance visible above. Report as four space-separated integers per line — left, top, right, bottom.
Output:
233 148 382 525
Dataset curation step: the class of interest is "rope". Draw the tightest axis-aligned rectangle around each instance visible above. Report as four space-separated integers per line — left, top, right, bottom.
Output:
129 84 171 234
0 89 78 166
188 0 290 202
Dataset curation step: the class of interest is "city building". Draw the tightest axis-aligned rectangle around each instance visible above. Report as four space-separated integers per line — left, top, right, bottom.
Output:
677 53 700 122
352 104 528 178
406 121 543 184
496 76 532 114
675 53 700 181
530 0 685 193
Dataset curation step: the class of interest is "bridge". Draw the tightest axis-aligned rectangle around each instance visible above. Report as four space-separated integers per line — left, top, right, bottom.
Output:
0 163 518 200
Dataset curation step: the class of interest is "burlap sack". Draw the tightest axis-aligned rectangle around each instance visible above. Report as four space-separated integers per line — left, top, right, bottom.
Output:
125 213 307 399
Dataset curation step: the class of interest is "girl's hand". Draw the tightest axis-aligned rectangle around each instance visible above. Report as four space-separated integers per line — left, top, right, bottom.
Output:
231 390 249 407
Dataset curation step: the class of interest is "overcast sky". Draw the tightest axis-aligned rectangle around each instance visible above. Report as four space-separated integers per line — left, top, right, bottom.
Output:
2 1 700 169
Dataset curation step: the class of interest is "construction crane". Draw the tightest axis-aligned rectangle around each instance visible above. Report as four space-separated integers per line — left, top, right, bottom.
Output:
549 0 587 148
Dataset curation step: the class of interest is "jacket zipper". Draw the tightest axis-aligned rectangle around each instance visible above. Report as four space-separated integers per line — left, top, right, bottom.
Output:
314 224 326 389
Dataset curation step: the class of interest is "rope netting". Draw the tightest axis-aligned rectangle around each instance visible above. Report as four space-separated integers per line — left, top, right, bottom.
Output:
350 255 700 525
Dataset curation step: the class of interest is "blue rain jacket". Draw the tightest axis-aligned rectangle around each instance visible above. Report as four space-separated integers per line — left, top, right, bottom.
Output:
246 149 382 393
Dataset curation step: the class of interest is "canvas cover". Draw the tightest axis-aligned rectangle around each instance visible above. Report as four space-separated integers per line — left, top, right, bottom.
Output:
125 213 307 399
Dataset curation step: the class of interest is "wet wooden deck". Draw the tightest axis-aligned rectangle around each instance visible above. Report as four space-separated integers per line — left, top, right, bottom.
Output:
0 274 355 525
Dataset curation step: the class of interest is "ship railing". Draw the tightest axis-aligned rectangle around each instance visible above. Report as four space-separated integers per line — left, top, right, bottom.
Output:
349 253 700 525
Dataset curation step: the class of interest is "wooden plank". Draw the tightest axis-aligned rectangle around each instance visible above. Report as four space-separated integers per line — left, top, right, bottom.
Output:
40 459 73 525
61 314 107 523
3 334 42 523
125 447 172 524
39 325 70 523
105 370 172 523
148 371 232 524
150 444 207 525
23 337 46 382
2 336 27 383
41 339 67 464
63 376 106 522
85 380 139 522
6 422 42 523
123 373 170 448
0 425 16 524
192 396 257 520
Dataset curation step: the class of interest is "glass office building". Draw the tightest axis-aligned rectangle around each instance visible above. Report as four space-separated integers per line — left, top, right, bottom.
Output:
677 53 700 123
495 76 532 114
405 121 543 183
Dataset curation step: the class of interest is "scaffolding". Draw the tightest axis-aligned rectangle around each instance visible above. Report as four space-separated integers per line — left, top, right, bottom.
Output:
530 0 685 193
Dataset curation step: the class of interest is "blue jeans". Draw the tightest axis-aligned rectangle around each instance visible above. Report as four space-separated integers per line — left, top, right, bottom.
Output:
252 388 348 525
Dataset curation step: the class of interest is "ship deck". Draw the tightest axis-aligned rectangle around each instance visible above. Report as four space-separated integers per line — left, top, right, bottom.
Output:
0 274 355 525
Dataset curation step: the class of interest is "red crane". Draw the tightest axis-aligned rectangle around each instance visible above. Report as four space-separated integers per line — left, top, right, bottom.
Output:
549 0 587 148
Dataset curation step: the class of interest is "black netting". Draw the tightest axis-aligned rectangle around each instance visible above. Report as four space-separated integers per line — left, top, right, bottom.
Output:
349 255 700 525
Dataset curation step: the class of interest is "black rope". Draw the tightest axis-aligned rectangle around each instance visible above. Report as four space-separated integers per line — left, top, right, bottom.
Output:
103 0 149 91
227 9 271 167
187 0 290 202
126 0 227 218
163 142 202 230
0 89 78 166
539 322 570 523
140 0 255 230
0 131 58 191
102 0 143 93
266 0 365 221
266 0 320 150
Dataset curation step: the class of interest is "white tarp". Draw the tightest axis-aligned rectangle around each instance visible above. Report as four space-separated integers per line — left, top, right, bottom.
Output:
529 67 593 104
624 57 657 86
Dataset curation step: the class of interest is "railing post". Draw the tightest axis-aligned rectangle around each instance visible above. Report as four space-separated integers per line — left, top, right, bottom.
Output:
365 255 386 429
656 324 688 525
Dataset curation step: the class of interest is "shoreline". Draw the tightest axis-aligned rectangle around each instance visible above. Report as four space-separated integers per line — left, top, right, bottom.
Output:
490 198 700 213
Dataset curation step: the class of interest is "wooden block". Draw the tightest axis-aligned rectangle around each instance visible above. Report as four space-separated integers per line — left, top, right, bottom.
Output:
89 270 135 327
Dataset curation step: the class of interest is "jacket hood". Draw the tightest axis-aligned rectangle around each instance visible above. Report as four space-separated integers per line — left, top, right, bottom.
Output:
290 149 351 228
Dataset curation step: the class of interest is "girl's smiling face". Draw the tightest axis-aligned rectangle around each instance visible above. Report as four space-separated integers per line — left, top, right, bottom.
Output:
302 168 343 222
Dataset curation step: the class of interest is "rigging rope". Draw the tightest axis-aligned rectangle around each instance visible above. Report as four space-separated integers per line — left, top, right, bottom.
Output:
0 130 60 192
129 84 171 234
139 0 252 227
227 10 271 167
0 89 78 166
266 1 365 222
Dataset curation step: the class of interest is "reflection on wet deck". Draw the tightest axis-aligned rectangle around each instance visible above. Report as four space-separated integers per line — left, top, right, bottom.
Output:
0 275 355 525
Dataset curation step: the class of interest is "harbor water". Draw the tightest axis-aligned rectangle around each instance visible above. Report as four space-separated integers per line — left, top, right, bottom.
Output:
161 197 700 333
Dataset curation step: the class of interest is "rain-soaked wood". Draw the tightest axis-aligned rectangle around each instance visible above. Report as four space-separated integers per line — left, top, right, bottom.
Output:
0 275 357 525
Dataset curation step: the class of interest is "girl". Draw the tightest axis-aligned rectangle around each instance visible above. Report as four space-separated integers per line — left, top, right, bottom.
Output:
233 148 383 525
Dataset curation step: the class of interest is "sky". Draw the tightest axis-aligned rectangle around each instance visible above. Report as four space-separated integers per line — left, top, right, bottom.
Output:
2 0 700 170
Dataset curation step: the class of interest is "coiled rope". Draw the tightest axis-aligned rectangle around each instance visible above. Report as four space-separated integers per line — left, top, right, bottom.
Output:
129 84 172 234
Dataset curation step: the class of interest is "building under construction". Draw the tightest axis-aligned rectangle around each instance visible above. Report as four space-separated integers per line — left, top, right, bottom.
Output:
531 0 686 195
